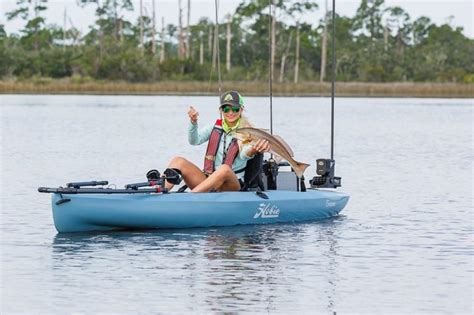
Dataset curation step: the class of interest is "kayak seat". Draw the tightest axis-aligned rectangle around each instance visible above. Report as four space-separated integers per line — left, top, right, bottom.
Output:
175 154 264 193
240 153 265 192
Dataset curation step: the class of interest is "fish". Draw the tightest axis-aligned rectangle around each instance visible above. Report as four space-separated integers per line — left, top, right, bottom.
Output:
232 127 310 178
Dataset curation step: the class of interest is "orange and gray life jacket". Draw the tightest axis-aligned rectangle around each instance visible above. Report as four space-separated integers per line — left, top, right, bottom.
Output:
203 119 241 175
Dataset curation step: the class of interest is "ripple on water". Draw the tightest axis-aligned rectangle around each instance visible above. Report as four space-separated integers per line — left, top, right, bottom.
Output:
2 96 473 314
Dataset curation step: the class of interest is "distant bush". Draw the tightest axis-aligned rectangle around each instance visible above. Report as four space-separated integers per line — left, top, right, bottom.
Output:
462 74 474 84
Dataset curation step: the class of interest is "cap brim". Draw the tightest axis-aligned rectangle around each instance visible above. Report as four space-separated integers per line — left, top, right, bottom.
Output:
220 102 241 108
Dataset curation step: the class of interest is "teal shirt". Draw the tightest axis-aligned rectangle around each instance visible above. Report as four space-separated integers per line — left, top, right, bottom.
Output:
188 122 254 180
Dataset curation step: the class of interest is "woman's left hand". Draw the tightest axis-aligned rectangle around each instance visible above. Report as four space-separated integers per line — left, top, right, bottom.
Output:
252 139 270 154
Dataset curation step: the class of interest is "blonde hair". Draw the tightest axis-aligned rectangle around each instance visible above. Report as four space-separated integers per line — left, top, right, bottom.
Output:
236 111 253 152
239 114 253 128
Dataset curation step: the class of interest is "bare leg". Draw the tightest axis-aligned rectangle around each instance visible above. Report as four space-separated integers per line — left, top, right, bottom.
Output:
166 156 207 190
191 164 241 192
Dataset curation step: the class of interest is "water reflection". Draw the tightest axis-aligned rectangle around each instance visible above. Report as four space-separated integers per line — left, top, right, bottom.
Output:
51 219 344 313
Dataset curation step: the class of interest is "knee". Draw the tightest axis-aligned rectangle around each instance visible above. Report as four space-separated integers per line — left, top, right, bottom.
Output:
216 164 233 176
169 156 188 168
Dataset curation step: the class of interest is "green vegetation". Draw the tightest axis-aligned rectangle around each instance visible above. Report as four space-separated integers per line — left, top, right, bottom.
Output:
1 0 473 88
2 79 472 98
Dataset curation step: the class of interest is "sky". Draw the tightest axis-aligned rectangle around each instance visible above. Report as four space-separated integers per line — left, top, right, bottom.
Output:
1 0 473 38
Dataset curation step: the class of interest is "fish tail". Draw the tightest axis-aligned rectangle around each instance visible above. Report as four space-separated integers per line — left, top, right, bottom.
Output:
293 161 310 178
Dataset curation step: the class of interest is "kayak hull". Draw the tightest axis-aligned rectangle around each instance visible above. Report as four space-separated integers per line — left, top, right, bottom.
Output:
51 189 349 233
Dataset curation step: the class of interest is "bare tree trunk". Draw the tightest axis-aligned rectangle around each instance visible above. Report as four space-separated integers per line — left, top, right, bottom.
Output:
212 23 219 69
67 16 78 46
199 33 204 65
294 23 300 84
178 0 184 59
63 8 67 51
320 0 328 82
139 0 144 54
99 29 104 60
185 0 191 59
208 25 213 61
152 0 156 54
160 17 165 63
396 32 404 58
279 31 292 83
113 0 118 40
119 19 123 44
226 14 232 71
270 0 276 81
34 0 39 54
384 25 389 52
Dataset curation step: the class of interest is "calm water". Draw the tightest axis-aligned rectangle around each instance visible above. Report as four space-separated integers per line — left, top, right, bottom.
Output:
1 95 472 314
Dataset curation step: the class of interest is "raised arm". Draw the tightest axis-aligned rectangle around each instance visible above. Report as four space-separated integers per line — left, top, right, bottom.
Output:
187 106 213 145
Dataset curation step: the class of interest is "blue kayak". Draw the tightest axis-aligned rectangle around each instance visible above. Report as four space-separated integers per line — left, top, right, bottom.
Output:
50 189 349 233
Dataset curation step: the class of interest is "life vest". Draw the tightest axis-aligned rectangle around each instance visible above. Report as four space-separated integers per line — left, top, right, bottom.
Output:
203 119 240 175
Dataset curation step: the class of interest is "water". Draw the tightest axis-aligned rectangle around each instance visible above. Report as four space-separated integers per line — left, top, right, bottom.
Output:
1 95 472 314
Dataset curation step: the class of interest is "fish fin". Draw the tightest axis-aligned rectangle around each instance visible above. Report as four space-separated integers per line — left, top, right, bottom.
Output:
273 135 294 157
293 161 310 178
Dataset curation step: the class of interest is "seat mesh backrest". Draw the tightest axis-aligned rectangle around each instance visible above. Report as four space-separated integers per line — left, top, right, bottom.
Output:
242 153 264 191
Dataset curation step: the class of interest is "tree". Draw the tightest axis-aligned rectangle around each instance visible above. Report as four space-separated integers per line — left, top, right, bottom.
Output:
151 0 156 54
139 0 144 53
78 0 133 40
226 14 233 71
186 0 191 59
384 6 411 57
320 0 328 82
160 17 165 62
353 0 385 41
1 0 471 84
178 0 184 59
6 0 48 53
412 16 431 45
294 23 300 83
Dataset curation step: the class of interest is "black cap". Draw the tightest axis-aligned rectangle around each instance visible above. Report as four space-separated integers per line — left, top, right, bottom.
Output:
220 90 244 108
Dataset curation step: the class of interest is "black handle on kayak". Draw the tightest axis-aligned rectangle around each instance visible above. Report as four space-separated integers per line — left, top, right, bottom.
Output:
38 186 168 194
66 181 108 188
125 179 164 190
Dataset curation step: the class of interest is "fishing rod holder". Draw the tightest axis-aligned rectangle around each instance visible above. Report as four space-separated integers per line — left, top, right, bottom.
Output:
66 181 108 188
125 168 182 190
310 159 341 189
126 169 166 190
125 180 165 190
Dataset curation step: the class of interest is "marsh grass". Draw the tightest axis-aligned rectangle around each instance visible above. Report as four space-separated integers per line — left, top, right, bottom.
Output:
1 79 472 98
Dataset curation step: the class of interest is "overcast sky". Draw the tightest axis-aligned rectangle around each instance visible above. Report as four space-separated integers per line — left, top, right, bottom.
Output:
1 0 472 38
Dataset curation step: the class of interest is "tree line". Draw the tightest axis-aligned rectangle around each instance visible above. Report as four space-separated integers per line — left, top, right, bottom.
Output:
1 0 473 83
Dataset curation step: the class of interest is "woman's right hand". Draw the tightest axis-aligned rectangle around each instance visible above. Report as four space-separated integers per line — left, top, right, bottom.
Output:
188 106 199 124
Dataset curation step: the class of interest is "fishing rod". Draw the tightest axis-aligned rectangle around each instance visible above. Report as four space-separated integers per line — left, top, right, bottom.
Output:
214 0 222 101
330 0 335 161
268 0 273 135
310 0 341 189
262 0 280 191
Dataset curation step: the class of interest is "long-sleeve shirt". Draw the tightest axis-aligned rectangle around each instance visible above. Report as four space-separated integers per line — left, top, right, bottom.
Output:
188 122 254 180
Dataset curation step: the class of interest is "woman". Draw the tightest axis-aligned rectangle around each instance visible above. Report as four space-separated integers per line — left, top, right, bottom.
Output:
165 90 269 192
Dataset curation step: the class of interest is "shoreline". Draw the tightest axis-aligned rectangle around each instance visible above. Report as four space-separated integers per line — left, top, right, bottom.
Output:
1 80 472 98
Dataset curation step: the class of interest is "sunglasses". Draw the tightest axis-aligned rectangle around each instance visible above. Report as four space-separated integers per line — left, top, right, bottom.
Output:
221 105 241 113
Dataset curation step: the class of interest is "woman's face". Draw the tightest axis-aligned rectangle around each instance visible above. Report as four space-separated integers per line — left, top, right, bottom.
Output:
220 105 242 124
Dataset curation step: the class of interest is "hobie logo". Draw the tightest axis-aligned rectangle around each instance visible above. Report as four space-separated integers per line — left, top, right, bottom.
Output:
254 203 280 219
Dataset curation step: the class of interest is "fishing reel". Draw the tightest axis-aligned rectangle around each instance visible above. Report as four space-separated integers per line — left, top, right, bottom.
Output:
310 159 341 189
